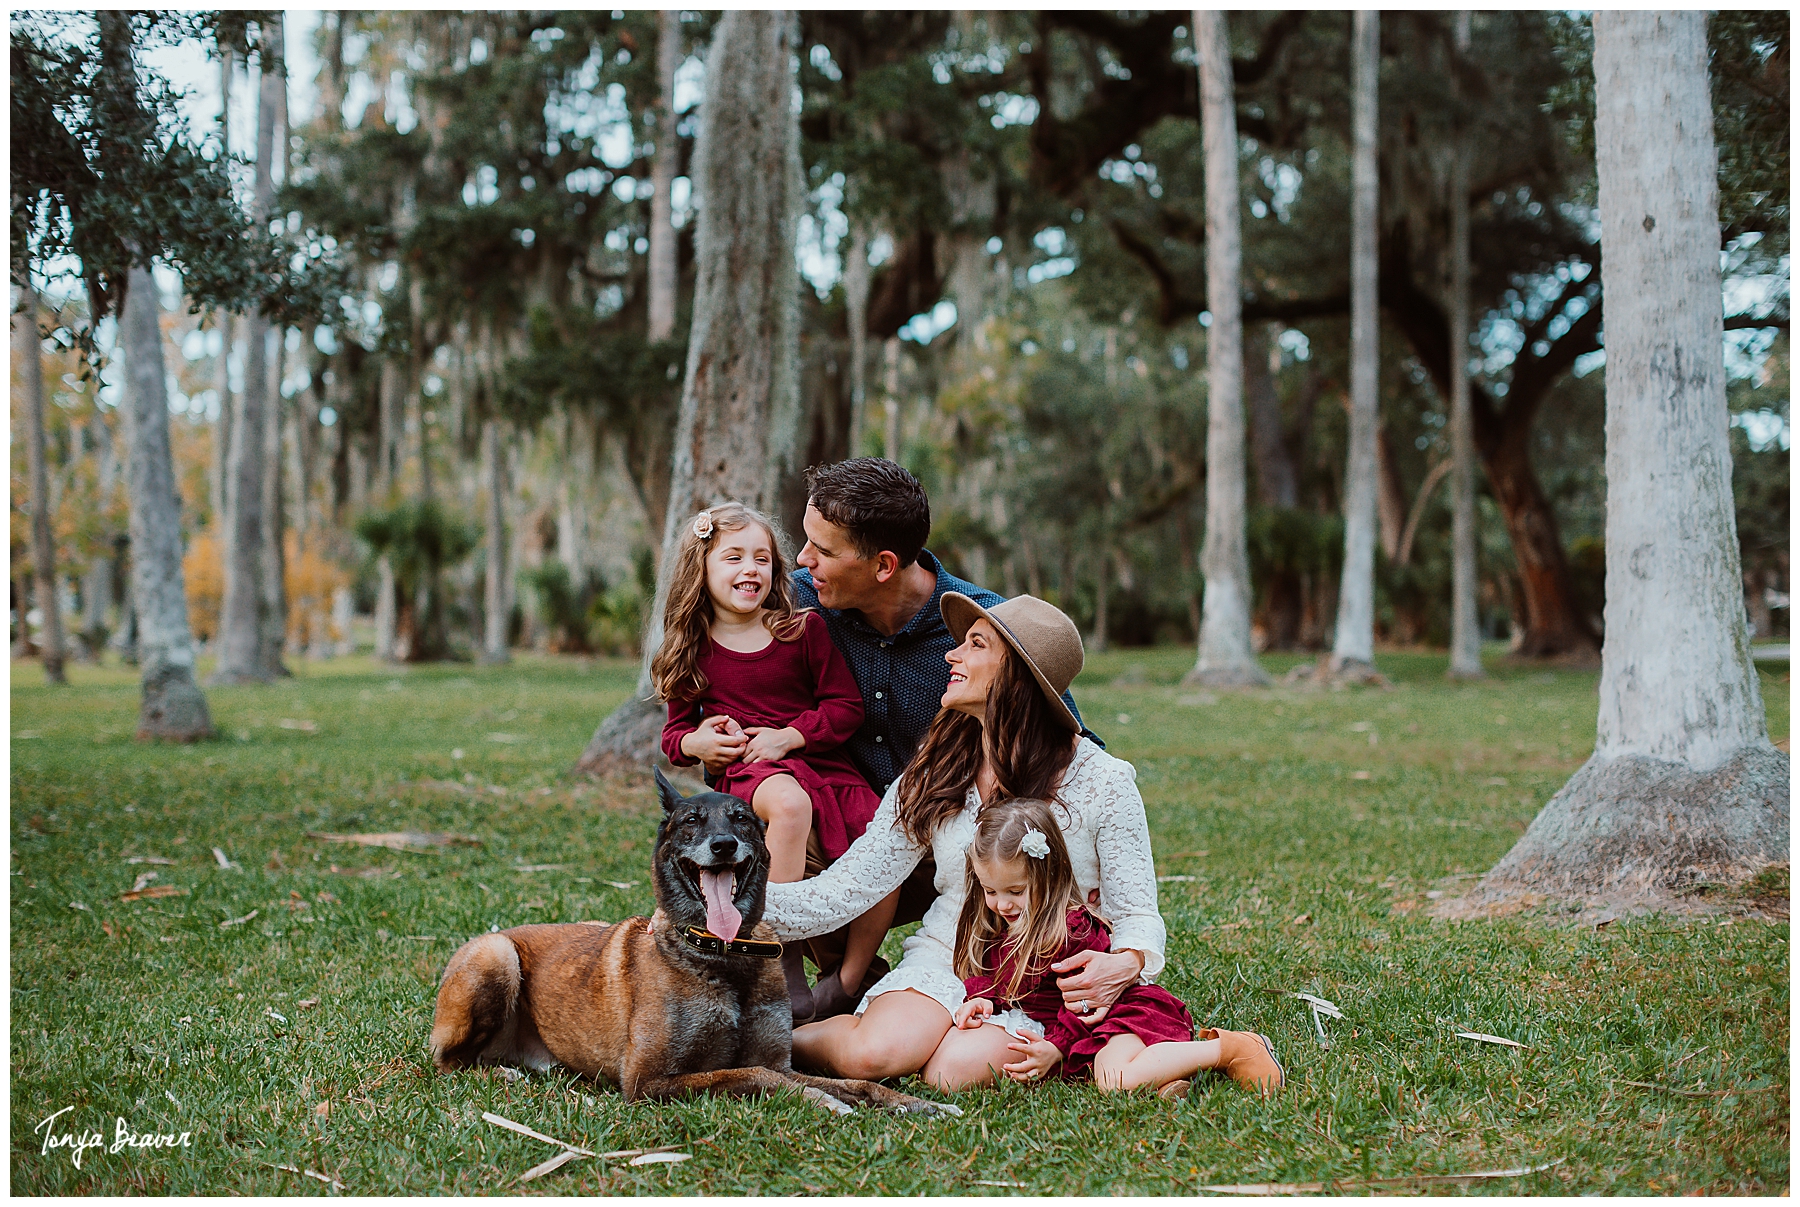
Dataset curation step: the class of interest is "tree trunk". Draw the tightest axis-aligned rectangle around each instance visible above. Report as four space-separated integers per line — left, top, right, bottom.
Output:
882 337 903 461
374 556 397 660
17 291 68 683
1446 10 1485 679
1246 324 1297 509
1187 8 1268 688
844 226 872 454
209 45 235 531
1330 10 1380 679
646 9 682 344
1374 422 1406 563
1468 11 1786 907
211 30 282 684
120 268 213 740
261 320 291 676
481 418 510 663
576 9 805 777
1090 543 1110 654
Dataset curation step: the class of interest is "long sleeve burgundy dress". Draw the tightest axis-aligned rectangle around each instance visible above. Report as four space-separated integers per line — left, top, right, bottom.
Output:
963 907 1196 1079
661 612 882 862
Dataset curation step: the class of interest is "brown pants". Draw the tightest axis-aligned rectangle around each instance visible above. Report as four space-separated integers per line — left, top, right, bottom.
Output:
800 829 937 977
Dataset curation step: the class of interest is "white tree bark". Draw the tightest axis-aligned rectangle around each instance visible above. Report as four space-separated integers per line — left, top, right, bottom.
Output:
1330 10 1380 678
1470 11 1786 905
261 321 290 676
211 27 282 684
1447 10 1485 680
16 290 67 682
120 268 213 739
481 417 509 663
209 45 235 530
1188 9 1270 688
647 9 682 344
577 9 804 775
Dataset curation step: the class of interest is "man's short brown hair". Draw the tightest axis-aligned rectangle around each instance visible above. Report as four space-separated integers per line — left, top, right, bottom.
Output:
804 458 932 568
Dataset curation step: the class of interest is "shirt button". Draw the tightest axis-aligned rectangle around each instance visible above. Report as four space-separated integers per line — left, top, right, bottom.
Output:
874 692 883 699
874 735 883 743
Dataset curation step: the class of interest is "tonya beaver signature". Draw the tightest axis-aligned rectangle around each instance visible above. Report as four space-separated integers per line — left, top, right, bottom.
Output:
34 1106 194 1169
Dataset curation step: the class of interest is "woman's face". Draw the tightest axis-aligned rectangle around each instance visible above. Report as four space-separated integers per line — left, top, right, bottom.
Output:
943 618 1007 717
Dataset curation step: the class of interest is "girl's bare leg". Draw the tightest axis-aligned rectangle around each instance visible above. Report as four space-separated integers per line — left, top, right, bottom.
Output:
750 774 812 883
791 988 951 1081
920 1022 1021 1092
837 886 900 991
1092 1034 1222 1092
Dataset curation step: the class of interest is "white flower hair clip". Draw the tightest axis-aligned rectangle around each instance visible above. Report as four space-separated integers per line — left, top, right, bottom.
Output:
1020 828 1050 860
692 510 714 540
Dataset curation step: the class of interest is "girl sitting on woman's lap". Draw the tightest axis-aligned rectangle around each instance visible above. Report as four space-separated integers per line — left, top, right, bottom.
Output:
950 798 1283 1097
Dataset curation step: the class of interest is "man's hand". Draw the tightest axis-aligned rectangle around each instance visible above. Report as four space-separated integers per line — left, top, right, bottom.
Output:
1050 947 1146 1025
741 726 804 765
953 997 995 1030
680 715 748 776
1002 1034 1062 1083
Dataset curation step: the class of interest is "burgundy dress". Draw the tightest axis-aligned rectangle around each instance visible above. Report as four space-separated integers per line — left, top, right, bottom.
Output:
963 907 1195 1080
661 612 881 862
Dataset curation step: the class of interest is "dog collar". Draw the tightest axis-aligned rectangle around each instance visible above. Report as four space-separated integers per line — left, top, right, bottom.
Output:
682 926 782 959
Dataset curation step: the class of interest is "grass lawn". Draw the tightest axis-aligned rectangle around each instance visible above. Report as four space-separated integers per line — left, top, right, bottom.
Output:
10 645 1789 1194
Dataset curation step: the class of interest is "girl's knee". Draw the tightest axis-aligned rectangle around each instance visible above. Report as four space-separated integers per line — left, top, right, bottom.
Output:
753 778 812 827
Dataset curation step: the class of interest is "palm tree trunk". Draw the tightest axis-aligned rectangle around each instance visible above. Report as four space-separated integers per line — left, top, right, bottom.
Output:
1188 8 1270 688
576 9 805 776
1330 10 1381 680
1446 9 1485 680
1470 9 1786 907
16 290 67 682
120 268 213 739
646 9 682 344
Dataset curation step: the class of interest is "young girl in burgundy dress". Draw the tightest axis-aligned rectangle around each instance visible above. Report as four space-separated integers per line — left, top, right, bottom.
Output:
950 798 1284 1097
654 502 895 1025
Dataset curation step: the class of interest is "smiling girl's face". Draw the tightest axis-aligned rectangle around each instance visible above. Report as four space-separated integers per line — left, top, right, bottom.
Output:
704 523 775 619
972 854 1031 930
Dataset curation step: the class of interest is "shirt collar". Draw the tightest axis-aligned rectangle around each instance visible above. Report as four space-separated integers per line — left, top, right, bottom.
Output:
830 549 954 640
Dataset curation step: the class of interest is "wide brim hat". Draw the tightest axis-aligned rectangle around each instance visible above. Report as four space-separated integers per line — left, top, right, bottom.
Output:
940 592 1084 731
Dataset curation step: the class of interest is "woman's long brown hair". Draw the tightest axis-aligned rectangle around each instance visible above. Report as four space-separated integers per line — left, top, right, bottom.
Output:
648 502 808 703
893 637 1077 848
952 798 1087 1004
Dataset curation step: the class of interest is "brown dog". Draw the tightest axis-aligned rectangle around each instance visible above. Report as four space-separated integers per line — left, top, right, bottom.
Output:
429 769 956 1116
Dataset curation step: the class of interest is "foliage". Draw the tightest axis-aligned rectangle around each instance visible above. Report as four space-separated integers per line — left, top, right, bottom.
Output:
9 650 1789 1193
354 499 477 590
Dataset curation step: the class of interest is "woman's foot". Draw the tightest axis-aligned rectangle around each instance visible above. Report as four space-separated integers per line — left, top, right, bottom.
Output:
781 947 815 1026
1157 1079 1191 1101
1201 1029 1284 1095
807 969 857 1021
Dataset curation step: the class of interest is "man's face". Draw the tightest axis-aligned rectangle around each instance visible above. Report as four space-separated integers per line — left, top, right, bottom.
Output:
797 503 888 611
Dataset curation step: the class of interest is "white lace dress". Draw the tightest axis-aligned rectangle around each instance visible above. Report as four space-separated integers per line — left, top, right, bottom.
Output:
763 738 1167 1017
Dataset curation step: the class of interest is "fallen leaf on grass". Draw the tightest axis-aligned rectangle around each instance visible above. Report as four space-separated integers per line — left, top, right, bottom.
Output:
1457 1030 1527 1049
970 1180 1028 1188
1349 770 1372 780
630 1152 691 1166
297 998 320 1010
101 920 119 938
266 1008 288 1023
1201 1158 1564 1195
121 885 188 902
514 864 566 873
316 891 339 904
213 847 239 870
219 909 260 929
604 880 639 891
278 718 319 733
265 1163 343 1191
1157 874 1198 883
482 1111 597 1156
131 871 159 892
486 732 524 744
125 855 176 866
307 830 479 851
327 864 397 879
1291 913 1312 926
519 1149 587 1183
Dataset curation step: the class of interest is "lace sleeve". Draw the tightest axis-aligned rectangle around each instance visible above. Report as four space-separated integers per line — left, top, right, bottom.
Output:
762 778 923 941
1087 756 1168 979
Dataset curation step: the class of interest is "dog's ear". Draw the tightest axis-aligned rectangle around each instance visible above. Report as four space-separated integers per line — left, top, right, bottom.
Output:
652 766 684 814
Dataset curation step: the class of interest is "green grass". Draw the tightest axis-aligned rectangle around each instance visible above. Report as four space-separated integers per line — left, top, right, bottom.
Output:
11 646 1790 1194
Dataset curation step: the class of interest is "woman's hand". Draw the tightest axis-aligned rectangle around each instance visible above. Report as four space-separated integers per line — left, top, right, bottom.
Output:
1002 1035 1063 1083
952 998 994 1030
741 725 804 764
680 715 747 776
1050 947 1146 1025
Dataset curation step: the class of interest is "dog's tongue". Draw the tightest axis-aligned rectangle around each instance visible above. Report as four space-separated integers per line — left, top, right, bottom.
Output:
698 869 741 940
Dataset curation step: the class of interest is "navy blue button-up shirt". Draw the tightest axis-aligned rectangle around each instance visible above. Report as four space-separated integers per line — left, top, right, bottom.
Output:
792 550 1098 796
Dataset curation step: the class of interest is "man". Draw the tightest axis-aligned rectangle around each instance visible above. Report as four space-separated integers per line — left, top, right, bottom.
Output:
791 457 1095 795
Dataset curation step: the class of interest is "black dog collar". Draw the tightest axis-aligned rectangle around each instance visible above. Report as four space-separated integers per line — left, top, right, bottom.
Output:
682 926 782 959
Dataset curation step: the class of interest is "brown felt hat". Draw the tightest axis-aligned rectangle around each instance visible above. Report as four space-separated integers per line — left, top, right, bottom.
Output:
940 592 1084 731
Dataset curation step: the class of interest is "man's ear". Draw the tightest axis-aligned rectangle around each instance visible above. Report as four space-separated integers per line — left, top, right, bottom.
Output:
873 550 902 583
653 766 684 814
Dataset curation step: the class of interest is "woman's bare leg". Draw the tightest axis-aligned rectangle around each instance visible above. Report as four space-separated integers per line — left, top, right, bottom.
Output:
837 886 900 991
790 988 951 1081
750 774 812 883
1092 1034 1222 1092
920 1023 1022 1092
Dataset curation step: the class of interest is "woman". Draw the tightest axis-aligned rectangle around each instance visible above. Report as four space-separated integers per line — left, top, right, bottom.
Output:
763 592 1166 1090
